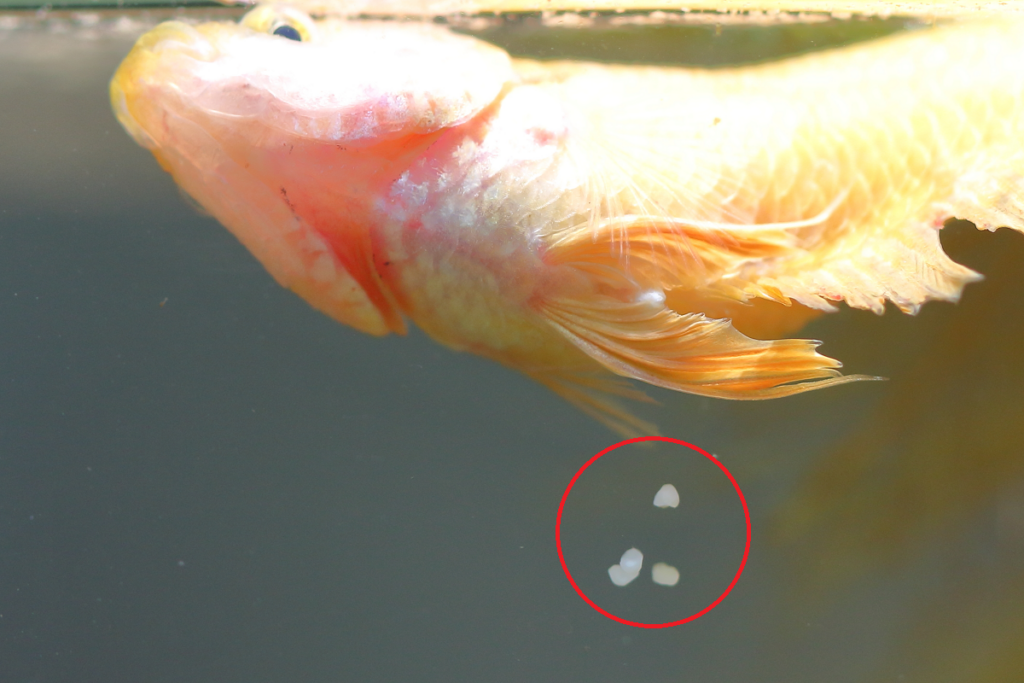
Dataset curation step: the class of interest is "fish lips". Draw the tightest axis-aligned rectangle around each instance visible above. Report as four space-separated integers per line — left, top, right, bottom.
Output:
110 21 218 150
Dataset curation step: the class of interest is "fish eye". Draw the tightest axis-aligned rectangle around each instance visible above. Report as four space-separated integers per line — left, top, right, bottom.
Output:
272 24 302 41
242 4 316 43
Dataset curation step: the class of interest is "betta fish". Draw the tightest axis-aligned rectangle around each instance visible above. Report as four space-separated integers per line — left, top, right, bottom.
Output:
110 4 1024 435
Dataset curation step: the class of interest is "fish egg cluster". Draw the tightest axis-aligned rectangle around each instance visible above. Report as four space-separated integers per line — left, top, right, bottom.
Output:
607 548 644 586
607 484 681 587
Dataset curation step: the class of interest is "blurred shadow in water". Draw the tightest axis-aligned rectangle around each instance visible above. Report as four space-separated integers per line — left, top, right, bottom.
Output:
0 12 1022 683
767 223 1024 681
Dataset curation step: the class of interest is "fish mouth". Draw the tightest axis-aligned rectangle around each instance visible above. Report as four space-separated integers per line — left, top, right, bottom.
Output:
109 21 217 150
108 17 401 338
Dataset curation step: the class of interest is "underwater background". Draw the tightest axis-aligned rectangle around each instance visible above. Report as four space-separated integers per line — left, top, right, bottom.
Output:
1 7 1023 682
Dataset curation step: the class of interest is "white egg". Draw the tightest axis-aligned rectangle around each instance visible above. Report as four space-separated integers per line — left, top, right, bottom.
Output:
653 483 680 508
608 563 640 587
619 547 643 573
652 562 680 587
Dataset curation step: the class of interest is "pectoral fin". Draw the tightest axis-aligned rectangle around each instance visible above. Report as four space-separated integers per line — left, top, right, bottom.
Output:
529 369 660 438
546 213 799 293
538 295 875 400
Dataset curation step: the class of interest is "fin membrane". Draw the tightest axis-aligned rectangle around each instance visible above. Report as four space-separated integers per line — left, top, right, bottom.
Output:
530 370 660 438
547 214 798 292
950 154 1024 234
751 222 984 315
538 296 874 400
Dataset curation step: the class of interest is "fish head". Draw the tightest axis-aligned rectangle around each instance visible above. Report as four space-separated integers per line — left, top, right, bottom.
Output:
110 3 513 335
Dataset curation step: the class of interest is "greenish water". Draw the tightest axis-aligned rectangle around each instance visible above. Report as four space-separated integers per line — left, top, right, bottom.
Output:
1 11 1023 683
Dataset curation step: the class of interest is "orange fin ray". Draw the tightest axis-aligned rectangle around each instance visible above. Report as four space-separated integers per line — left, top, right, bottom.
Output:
749 223 985 315
539 297 877 399
545 191 847 293
949 155 1024 235
530 370 660 438
739 164 1024 316
547 217 793 292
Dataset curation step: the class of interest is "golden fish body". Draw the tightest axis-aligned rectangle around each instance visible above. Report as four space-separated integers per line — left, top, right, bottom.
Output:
111 6 1024 434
